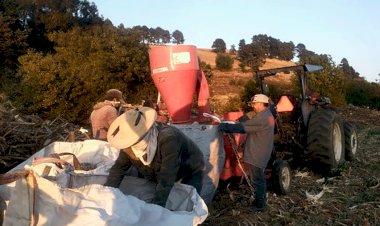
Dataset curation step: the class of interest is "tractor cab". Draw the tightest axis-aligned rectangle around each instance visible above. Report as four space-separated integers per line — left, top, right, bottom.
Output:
254 64 326 128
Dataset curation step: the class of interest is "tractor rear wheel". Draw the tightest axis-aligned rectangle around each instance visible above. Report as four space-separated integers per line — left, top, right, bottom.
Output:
344 122 358 161
307 108 345 175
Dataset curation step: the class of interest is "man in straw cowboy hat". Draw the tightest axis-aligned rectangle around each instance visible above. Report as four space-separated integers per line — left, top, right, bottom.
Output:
90 89 127 140
218 94 275 211
104 107 205 207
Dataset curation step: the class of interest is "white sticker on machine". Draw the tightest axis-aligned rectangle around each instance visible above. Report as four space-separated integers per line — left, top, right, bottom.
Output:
172 52 191 64
152 67 169 74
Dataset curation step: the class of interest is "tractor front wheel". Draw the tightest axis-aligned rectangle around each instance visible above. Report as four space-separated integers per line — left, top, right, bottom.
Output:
272 160 291 195
344 122 358 161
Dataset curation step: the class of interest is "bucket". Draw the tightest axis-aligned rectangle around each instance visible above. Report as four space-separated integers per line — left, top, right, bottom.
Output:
149 45 199 123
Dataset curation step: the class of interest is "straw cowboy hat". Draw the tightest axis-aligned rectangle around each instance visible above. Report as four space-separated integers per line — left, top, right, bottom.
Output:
107 107 157 149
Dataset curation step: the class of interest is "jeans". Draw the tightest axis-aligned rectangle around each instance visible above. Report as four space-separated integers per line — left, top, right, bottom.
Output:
246 163 266 206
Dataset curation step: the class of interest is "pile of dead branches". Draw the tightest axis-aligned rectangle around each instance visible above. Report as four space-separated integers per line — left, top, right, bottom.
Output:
0 99 90 173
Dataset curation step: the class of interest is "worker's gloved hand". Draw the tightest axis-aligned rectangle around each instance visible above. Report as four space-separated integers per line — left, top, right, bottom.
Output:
218 122 245 133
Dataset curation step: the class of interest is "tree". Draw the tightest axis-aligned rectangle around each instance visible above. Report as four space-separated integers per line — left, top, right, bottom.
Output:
4 0 103 52
237 37 266 72
199 61 213 81
0 0 104 92
251 34 270 57
154 26 170 44
278 41 295 61
172 30 184 44
16 25 154 124
237 39 247 71
345 77 380 109
295 43 316 63
161 29 171 44
229 44 236 55
268 36 280 58
293 53 346 105
212 38 226 53
340 58 359 78
215 53 233 71
0 9 28 79
132 25 151 44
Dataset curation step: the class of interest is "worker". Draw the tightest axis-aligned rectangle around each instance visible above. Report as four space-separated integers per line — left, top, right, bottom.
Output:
218 94 275 211
90 89 126 140
143 99 169 123
104 107 205 207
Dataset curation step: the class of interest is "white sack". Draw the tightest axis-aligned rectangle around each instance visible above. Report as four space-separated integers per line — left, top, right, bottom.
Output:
0 140 208 226
3 173 208 226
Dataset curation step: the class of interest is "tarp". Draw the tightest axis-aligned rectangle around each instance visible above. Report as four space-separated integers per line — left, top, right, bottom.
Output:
0 139 209 226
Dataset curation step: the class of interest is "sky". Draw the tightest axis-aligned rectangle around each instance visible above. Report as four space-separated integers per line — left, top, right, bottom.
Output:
91 0 380 83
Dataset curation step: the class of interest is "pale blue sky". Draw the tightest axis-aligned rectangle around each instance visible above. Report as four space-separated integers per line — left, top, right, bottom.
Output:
91 0 380 82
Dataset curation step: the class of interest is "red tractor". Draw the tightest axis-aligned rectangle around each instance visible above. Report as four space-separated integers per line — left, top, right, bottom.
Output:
253 65 358 176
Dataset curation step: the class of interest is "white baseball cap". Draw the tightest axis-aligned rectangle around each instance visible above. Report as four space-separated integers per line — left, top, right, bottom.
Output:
250 94 269 103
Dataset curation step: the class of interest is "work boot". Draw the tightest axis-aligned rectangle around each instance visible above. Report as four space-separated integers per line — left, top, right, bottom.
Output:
252 201 266 212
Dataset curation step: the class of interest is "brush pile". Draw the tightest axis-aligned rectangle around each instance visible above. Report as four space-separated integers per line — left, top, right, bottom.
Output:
0 98 89 173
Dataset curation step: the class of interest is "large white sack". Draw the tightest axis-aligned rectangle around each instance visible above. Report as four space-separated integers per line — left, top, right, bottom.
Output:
0 140 209 226
0 140 118 201
3 172 208 226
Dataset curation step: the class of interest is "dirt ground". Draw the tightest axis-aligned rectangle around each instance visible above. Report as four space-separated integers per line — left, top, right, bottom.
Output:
201 105 380 226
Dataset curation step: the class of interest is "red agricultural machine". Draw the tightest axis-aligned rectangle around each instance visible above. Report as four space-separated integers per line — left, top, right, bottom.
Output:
148 44 360 203
148 45 294 202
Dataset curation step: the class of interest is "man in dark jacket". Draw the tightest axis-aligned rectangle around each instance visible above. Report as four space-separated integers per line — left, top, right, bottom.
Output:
105 107 204 207
218 94 275 211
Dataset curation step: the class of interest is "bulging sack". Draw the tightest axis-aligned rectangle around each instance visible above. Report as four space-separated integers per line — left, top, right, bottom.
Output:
1 140 208 226
3 172 208 226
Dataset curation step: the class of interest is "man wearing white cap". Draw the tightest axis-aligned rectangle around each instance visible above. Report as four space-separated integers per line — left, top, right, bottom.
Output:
218 94 275 211
104 107 205 207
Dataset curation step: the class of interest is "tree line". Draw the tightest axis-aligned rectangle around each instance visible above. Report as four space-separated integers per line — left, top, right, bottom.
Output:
0 0 379 125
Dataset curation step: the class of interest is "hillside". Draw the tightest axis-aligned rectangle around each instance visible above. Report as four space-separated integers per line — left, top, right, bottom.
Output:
197 48 296 113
